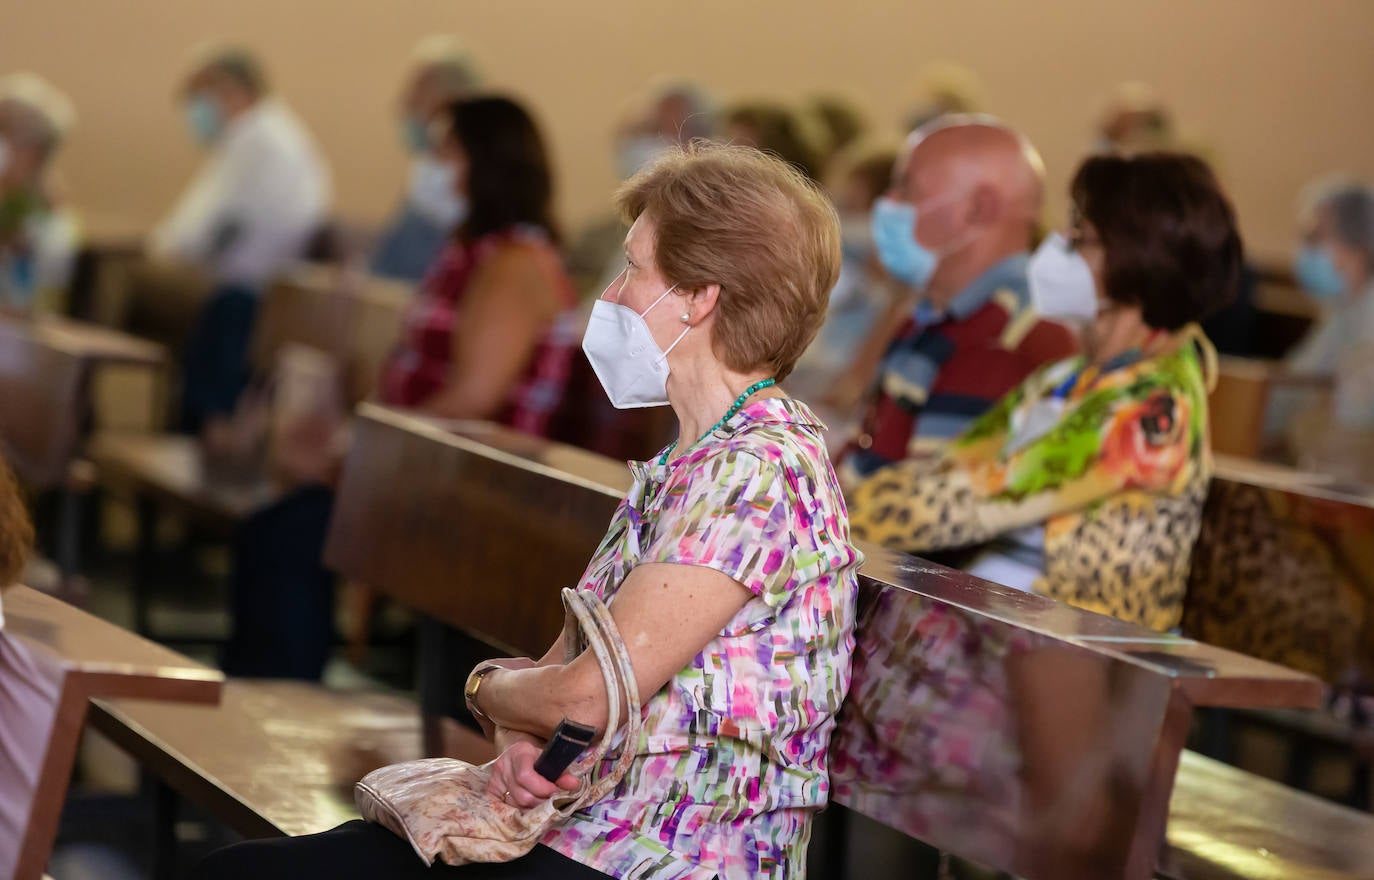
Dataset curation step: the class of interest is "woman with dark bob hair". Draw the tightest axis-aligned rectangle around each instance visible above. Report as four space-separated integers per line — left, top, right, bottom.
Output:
850 152 1241 631
217 94 580 683
197 144 862 880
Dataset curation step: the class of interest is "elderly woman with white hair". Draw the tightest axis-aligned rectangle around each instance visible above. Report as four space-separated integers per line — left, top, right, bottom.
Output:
0 72 78 314
1274 179 1374 483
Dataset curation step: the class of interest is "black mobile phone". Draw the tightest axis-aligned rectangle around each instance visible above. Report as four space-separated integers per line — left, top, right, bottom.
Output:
532 718 598 782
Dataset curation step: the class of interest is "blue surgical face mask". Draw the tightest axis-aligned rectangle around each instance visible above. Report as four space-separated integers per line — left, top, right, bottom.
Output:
401 115 431 154
1294 245 1347 301
870 193 971 290
185 94 224 145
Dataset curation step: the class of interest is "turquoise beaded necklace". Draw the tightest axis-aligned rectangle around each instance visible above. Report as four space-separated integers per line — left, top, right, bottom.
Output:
658 378 777 465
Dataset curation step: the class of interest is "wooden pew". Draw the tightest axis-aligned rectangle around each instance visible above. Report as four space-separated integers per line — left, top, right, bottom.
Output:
1207 357 1334 460
88 267 410 633
1186 458 1374 685
0 585 222 880
0 316 167 582
320 404 1346 880
89 681 494 842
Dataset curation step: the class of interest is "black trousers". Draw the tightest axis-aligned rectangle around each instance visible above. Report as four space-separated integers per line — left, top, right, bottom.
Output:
180 284 258 434
222 485 336 680
192 820 612 879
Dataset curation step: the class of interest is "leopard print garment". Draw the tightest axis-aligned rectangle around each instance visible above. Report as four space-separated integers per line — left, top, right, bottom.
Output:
1182 480 1369 682
1037 470 1209 631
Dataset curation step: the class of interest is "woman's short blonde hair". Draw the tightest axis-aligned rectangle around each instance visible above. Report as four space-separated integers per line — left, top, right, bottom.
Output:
615 142 840 382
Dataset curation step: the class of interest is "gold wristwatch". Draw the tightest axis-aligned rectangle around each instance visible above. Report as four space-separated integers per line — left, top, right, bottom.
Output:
464 664 498 721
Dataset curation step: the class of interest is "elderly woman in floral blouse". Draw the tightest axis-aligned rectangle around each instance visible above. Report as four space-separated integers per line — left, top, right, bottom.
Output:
197 144 862 880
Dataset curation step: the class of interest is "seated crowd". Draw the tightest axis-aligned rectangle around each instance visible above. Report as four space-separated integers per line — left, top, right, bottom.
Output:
0 34 1369 880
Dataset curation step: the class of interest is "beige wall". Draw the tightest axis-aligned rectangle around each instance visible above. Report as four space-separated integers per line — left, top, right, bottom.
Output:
3 0 1372 262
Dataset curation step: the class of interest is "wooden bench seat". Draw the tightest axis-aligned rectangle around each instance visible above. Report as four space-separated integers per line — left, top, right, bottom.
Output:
89 433 275 538
88 680 495 841
1163 750 1374 880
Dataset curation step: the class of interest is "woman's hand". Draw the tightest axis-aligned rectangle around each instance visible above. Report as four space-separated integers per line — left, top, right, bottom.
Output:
486 737 579 809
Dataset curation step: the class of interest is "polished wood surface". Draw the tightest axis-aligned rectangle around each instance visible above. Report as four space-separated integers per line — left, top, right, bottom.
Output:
88 433 276 534
326 407 625 654
1165 750 1374 880
1186 460 1374 683
0 586 221 880
252 264 410 404
1210 357 1281 460
90 681 493 839
0 321 89 490
325 407 1325 880
0 316 166 490
32 314 165 368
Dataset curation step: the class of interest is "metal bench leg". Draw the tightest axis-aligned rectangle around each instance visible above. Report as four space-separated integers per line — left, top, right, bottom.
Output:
133 495 157 636
55 488 85 579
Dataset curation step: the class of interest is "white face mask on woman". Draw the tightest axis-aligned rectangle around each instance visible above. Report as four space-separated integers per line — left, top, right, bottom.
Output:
407 156 469 229
582 282 690 408
1027 232 1099 321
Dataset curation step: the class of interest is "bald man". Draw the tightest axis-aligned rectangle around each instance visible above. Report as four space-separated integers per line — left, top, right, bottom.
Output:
839 116 1076 483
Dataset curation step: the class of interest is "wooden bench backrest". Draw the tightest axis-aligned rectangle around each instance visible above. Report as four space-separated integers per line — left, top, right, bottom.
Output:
1184 465 1374 683
0 321 88 491
0 587 221 880
325 405 1322 880
253 265 410 406
1209 356 1278 458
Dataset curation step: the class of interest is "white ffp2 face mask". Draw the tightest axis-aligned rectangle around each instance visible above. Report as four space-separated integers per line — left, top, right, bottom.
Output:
581 282 689 409
408 156 469 230
1028 232 1099 321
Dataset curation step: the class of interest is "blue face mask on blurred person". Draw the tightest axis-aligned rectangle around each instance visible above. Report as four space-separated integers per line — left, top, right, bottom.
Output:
1294 245 1347 301
871 194 975 291
401 115 431 154
184 95 224 145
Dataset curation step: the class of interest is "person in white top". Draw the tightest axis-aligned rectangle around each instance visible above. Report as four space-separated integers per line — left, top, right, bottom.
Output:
0 72 79 315
151 45 330 286
150 46 331 431
1275 179 1374 484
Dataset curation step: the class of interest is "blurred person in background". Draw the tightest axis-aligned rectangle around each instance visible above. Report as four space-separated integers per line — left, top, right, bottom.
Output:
904 61 983 132
371 36 483 283
723 100 823 181
1274 179 1374 484
805 93 868 175
0 73 77 315
566 81 716 299
150 44 330 433
225 97 578 704
1094 82 1174 155
834 116 1076 485
850 152 1240 631
789 143 897 413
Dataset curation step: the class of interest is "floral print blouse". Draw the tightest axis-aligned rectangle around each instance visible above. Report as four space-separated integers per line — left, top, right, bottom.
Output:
850 328 1217 631
541 397 862 880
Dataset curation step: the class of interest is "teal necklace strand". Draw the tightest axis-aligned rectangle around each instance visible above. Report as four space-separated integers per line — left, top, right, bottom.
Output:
658 378 777 465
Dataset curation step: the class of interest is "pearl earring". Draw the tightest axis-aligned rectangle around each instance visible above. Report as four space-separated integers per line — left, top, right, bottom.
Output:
680 313 691 323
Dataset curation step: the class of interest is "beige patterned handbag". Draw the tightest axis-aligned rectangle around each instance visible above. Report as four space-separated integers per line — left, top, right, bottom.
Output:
354 588 640 866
